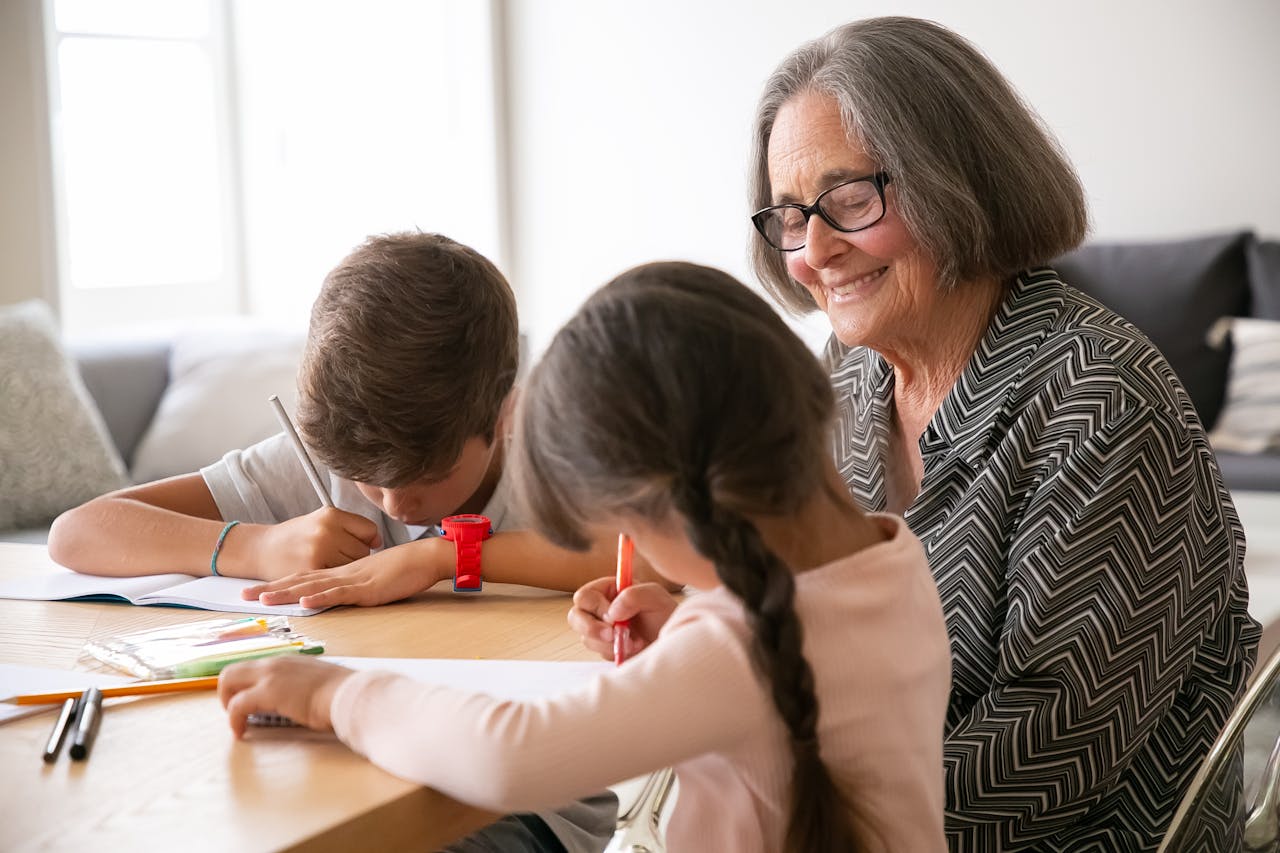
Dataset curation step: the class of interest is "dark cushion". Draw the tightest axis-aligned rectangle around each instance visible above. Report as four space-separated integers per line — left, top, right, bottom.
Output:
1216 451 1280 493
1054 232 1252 431
1248 239 1280 321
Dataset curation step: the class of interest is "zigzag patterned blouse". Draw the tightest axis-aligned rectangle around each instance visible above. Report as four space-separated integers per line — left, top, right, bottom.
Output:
826 270 1260 852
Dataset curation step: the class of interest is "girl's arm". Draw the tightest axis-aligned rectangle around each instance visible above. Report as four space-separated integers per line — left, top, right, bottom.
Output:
220 607 768 812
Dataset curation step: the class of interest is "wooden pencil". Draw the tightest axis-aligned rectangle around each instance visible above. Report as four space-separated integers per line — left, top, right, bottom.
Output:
3 675 221 706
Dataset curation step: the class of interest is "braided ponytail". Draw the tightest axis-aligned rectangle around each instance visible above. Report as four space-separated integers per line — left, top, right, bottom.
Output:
673 476 857 853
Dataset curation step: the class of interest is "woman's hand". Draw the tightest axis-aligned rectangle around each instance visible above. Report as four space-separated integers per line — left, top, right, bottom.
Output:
219 655 355 738
567 576 678 660
241 538 449 608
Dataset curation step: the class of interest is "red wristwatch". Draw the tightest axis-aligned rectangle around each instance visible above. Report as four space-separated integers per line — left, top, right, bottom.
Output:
440 514 492 592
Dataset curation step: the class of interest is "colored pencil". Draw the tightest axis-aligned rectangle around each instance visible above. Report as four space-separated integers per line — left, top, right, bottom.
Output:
4 675 221 706
614 533 634 666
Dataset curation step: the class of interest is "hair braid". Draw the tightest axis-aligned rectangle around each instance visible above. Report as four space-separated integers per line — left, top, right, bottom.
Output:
673 476 857 853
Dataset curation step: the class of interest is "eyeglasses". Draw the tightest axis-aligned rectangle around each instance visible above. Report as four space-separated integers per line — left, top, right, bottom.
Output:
751 172 891 252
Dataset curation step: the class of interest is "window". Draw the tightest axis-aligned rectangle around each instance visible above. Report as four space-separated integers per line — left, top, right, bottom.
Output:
44 0 504 334
45 0 240 333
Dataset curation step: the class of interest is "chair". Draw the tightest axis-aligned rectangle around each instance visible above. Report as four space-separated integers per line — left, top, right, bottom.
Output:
605 768 678 853
1160 643 1280 852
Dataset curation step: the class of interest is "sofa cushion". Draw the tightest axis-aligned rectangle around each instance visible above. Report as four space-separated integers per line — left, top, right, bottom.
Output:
1207 317 1280 454
72 336 171 468
1217 451 1280 493
1054 231 1252 431
0 300 128 528
1249 238 1280 320
129 322 305 483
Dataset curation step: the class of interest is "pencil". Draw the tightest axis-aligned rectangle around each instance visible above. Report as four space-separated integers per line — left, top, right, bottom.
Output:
614 533 634 666
268 394 334 508
4 675 221 706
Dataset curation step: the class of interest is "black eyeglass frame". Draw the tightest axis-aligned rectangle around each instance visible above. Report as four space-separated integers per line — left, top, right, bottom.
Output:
751 172 893 252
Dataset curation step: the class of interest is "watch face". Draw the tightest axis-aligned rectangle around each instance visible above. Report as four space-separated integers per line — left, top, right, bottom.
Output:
445 514 488 526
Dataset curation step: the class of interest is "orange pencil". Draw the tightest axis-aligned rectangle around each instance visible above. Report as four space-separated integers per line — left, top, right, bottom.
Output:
614 533 634 666
3 675 221 706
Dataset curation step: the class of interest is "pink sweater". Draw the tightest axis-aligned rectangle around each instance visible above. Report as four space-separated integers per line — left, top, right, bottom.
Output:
331 514 951 852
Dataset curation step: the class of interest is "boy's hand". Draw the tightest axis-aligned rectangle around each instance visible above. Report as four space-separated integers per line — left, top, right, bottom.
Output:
246 508 383 580
567 576 678 661
242 538 450 608
219 655 353 738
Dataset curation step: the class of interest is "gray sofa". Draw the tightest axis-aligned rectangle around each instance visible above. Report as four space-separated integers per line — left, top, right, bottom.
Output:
1 233 1275 545
70 237 1273 493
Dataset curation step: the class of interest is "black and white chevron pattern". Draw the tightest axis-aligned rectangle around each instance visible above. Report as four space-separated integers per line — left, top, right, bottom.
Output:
827 270 1260 852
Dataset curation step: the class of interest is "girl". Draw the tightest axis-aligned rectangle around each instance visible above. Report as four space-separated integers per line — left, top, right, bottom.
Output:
219 261 951 852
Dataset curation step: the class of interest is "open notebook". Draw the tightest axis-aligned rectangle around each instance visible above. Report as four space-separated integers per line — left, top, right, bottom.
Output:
0 567 327 617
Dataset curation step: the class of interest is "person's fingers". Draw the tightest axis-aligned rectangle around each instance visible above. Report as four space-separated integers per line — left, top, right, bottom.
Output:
567 602 614 648
336 511 382 549
298 580 376 609
606 583 674 623
218 660 256 707
571 576 616 619
218 660 272 738
256 578 336 605
242 570 317 597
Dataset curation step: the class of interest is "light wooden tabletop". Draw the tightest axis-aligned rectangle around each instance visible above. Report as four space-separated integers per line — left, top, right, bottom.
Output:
0 542 597 853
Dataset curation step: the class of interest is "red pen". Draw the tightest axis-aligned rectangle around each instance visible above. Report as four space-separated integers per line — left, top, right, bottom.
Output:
614 533 634 666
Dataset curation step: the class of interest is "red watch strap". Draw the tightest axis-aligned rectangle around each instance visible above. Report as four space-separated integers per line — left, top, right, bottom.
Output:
442 514 490 593
454 538 484 591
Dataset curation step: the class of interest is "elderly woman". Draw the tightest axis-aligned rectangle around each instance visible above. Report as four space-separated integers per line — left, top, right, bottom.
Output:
747 16 1258 852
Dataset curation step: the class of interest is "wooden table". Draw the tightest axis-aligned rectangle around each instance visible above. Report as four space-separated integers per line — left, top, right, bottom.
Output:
0 543 596 853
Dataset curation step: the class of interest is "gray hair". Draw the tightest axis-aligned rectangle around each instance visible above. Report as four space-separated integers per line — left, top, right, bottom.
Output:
749 16 1088 313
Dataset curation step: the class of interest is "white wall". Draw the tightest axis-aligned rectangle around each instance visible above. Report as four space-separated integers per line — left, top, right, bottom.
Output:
0 0 56 310
503 0 1280 356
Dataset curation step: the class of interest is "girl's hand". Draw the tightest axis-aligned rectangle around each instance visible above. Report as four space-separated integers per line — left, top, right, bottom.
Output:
219 655 355 738
567 576 678 661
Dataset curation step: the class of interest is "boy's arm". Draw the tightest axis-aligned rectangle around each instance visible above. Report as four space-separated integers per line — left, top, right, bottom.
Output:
48 474 229 577
47 474 381 580
248 529 679 609
484 529 665 591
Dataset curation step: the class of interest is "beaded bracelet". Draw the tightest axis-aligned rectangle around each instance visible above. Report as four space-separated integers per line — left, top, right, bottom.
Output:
210 520 241 577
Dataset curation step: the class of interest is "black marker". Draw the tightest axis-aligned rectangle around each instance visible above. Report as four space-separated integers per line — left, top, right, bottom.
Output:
42 696 79 763
69 687 103 761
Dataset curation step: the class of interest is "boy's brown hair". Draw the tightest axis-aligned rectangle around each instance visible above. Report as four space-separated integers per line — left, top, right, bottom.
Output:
296 232 518 487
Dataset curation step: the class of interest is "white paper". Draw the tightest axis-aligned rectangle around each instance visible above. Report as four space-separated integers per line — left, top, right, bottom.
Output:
325 656 613 700
0 567 325 617
0 664 133 725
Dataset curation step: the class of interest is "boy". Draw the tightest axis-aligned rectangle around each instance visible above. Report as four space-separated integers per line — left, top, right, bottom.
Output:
48 232 621 852
50 232 628 603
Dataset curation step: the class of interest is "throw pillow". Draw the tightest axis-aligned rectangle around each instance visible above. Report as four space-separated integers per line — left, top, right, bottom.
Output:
0 300 128 528
1207 317 1280 454
129 321 306 482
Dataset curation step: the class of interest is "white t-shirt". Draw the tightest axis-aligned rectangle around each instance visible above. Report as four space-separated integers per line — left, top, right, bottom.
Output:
200 431 517 544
